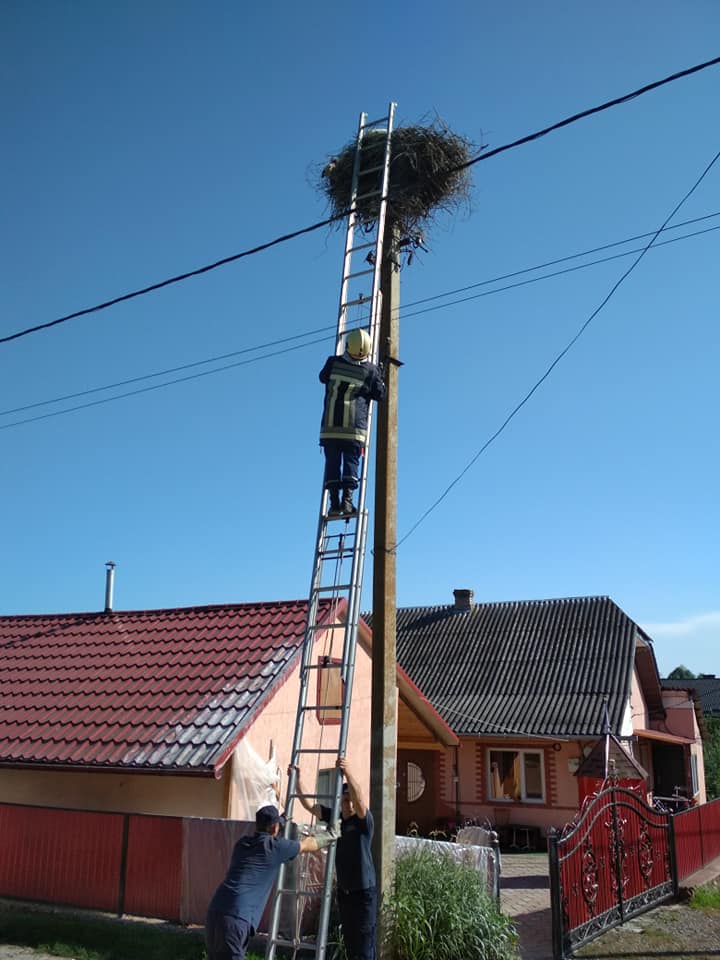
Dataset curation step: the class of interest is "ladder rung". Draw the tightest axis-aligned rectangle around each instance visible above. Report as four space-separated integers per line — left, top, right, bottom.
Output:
360 117 389 130
289 790 334 800
354 189 381 202
318 549 355 561
303 662 343 671
269 939 317 951
348 241 376 253
307 621 346 631
294 747 340 754
358 163 385 176
302 704 343 712
340 296 369 309
275 887 323 898
313 583 352 594
343 268 374 281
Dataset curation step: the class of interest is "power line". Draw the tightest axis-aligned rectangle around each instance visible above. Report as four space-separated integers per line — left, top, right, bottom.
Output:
0 333 335 432
459 55 720 169
3 56 718 349
2 214 717 427
400 222 720 323
0 324 336 417
396 211 720 315
393 146 720 549
0 212 348 348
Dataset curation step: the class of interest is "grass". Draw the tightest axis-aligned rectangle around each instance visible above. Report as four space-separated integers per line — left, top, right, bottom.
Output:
0 902 262 960
382 848 519 960
690 880 720 909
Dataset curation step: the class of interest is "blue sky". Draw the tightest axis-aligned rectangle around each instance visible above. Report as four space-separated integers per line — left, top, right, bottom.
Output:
1 1 718 678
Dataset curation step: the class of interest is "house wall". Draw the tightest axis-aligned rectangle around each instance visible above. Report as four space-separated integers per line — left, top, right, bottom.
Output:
239 624 376 818
661 689 707 804
0 767 225 816
629 667 651 731
448 736 588 838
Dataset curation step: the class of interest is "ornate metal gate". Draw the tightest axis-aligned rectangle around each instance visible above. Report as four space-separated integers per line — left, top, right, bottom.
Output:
548 785 677 959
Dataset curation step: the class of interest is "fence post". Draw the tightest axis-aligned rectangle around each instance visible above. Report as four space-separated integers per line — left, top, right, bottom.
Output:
548 828 564 960
609 782 626 922
698 807 705 867
117 813 130 916
667 811 678 896
489 829 501 906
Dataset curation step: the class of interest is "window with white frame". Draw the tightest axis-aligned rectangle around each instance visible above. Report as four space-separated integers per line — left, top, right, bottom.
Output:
488 749 545 802
690 752 699 796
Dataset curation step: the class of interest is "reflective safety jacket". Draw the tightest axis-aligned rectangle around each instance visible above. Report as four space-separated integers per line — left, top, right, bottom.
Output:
319 352 386 445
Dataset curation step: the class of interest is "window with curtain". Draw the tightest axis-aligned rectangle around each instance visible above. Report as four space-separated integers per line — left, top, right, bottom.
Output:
488 749 545 802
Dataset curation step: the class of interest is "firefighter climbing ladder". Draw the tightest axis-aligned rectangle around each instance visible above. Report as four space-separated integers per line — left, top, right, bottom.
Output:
265 102 396 960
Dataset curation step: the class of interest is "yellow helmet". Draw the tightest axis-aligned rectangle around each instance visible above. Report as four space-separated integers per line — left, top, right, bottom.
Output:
346 328 371 360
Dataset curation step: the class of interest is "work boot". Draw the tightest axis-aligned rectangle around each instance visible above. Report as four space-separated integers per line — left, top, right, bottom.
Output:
341 488 357 516
328 490 343 518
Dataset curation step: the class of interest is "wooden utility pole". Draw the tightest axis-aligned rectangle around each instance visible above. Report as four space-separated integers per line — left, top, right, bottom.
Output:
371 221 401 913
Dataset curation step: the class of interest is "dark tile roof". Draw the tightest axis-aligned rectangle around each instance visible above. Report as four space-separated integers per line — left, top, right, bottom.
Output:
661 677 720 718
0 600 332 774
576 734 648 780
366 595 639 738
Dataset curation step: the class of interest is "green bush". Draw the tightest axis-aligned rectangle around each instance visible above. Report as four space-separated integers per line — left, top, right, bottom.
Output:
381 849 519 960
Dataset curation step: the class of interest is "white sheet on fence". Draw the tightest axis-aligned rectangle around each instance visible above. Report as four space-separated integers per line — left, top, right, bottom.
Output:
182 824 500 929
394 835 499 898
228 736 282 821
456 825 494 846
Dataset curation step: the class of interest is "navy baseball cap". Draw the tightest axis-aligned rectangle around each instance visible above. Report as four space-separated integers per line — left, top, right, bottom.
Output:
256 805 285 829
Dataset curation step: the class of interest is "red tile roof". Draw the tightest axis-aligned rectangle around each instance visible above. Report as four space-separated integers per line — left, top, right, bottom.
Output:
0 600 334 774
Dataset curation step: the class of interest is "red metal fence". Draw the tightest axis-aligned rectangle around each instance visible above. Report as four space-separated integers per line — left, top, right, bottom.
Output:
673 796 720 881
0 804 125 912
0 802 253 924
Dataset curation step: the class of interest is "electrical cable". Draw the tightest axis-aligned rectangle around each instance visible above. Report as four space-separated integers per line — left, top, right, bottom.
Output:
399 222 720 323
0 333 335 431
0 211 348 347
1 215 717 428
3 56 718 349
457 55 720 170
392 146 720 550
0 324 337 416
394 211 720 315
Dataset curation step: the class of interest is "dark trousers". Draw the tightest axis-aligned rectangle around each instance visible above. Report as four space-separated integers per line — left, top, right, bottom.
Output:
205 910 251 960
322 440 362 492
338 887 377 960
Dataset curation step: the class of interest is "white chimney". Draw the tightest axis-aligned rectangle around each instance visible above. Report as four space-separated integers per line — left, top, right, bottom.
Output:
104 561 116 613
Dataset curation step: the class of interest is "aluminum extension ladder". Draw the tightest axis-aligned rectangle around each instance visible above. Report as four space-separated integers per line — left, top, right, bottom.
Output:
265 102 396 960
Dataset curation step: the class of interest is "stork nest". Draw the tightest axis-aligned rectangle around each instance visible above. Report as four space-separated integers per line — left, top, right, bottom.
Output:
317 119 473 239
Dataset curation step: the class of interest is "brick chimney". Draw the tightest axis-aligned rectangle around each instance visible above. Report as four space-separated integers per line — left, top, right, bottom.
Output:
453 588 474 611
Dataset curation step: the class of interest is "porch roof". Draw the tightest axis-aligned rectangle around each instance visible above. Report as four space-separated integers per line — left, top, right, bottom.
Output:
635 728 695 746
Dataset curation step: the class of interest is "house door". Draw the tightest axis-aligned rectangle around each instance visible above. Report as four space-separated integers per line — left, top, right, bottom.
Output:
396 750 437 836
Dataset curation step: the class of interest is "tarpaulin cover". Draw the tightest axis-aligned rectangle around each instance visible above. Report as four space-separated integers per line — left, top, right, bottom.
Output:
395 834 499 900
229 737 282 821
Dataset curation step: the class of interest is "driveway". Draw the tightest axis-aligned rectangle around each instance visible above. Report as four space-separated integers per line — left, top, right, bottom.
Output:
500 852 553 960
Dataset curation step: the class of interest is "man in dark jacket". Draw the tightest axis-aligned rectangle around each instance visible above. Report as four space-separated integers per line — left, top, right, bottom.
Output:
205 804 336 960
293 757 377 960
319 328 386 517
